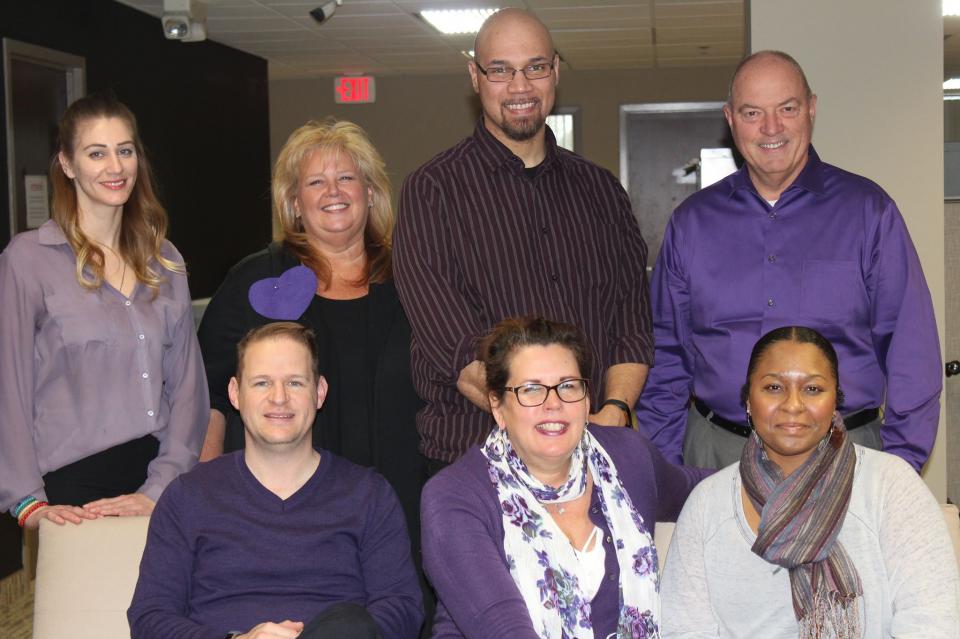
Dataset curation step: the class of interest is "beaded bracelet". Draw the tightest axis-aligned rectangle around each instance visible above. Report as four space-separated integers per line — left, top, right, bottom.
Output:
13 496 37 519
17 500 48 527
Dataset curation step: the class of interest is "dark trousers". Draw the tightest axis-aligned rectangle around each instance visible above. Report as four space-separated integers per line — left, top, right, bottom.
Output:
300 603 383 639
42 434 159 506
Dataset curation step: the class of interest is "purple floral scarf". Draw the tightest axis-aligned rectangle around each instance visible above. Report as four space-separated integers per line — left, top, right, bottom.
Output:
483 426 660 638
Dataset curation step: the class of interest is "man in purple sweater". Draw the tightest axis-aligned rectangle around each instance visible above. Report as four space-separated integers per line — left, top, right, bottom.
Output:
128 322 423 639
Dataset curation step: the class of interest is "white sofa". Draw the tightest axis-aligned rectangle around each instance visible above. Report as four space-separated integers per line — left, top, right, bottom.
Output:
30 506 960 638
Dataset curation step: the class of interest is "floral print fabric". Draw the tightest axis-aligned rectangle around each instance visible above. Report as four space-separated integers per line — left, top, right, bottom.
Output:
482 426 661 638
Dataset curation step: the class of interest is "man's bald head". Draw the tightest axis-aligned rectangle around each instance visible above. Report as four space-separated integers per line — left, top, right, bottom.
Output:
474 8 555 64
727 50 812 106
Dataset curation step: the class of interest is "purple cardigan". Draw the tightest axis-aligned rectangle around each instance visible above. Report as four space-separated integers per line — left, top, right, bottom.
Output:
420 425 708 638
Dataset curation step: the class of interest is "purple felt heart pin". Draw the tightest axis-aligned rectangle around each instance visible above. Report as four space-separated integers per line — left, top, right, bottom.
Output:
248 265 318 320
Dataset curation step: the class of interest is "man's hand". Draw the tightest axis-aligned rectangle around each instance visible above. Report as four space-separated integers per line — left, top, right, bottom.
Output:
237 620 304 638
457 360 491 412
23 504 99 529
83 492 155 517
590 403 628 427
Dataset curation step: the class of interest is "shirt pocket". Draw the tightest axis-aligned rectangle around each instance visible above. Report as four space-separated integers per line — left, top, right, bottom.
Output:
800 259 863 324
44 292 117 347
152 296 191 347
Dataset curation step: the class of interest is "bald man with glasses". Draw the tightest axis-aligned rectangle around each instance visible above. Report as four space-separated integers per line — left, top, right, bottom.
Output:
394 8 654 473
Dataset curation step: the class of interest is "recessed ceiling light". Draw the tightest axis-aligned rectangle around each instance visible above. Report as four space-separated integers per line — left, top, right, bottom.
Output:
944 78 960 90
420 8 498 34
946 0 960 16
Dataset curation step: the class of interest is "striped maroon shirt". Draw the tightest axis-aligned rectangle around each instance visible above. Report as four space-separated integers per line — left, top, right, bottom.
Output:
394 120 653 462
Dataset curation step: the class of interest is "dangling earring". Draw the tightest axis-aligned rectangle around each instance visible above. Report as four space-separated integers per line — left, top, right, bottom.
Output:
745 410 754 430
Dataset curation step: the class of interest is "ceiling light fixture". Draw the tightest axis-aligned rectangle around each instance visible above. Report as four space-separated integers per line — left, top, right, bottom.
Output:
945 78 960 90
420 8 498 35
946 0 960 16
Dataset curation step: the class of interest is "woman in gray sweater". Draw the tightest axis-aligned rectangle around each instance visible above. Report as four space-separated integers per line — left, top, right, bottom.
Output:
661 326 960 638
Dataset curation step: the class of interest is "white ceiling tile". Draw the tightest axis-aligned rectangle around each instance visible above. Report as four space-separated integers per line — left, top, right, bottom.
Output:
115 0 766 77
655 1 741 18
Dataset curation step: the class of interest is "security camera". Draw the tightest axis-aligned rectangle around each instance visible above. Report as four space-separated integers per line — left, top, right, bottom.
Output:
310 0 343 24
162 15 190 39
162 0 207 42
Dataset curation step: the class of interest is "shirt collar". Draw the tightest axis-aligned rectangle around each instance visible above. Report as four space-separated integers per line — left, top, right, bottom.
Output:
38 219 68 246
725 145 826 199
471 118 561 175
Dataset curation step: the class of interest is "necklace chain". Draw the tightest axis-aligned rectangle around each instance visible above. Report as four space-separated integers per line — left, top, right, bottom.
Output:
98 242 128 295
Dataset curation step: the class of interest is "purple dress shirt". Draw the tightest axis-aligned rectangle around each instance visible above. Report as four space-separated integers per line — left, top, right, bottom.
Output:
395 120 653 463
635 147 941 471
420 425 708 638
128 451 423 639
0 220 209 512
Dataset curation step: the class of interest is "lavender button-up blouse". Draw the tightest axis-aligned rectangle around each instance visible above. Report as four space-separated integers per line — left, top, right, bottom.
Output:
0 220 208 513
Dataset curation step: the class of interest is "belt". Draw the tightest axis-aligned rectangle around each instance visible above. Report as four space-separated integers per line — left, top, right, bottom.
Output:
693 398 879 438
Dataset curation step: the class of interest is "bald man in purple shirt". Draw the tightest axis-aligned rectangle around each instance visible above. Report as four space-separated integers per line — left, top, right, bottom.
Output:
636 50 941 472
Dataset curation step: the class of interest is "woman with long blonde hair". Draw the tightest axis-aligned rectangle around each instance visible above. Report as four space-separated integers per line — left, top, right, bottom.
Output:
0 93 208 529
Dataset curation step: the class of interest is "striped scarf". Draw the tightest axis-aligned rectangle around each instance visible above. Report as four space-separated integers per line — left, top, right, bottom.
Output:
739 412 862 639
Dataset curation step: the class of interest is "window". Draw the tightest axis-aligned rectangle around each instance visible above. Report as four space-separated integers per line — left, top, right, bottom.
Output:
546 108 578 152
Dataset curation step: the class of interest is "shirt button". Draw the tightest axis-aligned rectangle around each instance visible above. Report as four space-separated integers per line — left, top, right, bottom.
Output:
767 298 775 307
541 226 548 233
124 300 132 307
138 334 145 340
147 410 155 417
141 372 149 379
591 507 599 514
768 212 776 220
605 535 612 543
551 274 559 282
767 254 776 262
608 573 616 581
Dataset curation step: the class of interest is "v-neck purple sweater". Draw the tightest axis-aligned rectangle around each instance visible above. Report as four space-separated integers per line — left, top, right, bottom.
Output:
420 425 709 638
128 451 423 639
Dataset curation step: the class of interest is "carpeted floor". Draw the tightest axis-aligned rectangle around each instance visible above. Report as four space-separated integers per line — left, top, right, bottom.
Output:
0 576 32 638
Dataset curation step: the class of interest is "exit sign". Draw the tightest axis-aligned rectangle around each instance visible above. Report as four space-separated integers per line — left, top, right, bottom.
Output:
334 76 376 104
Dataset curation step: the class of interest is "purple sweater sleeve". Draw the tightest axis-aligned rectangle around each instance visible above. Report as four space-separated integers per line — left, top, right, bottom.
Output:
360 477 425 639
420 457 540 639
127 478 225 639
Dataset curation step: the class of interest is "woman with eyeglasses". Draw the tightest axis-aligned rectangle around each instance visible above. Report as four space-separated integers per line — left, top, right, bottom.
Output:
420 316 709 639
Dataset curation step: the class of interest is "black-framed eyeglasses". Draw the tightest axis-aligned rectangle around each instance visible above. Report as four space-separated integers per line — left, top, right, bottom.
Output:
474 59 556 83
502 378 589 407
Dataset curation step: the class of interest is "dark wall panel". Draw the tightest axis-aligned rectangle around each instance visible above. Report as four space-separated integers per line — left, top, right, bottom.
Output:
0 0 272 297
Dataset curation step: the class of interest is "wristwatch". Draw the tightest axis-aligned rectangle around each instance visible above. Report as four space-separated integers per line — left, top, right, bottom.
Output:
599 398 634 427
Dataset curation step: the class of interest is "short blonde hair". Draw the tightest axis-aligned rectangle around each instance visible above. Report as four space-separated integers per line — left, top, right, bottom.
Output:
272 119 393 288
235 322 319 381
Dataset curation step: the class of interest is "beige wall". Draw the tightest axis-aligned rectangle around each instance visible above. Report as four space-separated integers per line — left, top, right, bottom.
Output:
752 1 947 498
268 64 735 193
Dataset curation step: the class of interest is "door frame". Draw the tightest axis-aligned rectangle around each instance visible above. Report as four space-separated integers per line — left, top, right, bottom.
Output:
3 38 85 236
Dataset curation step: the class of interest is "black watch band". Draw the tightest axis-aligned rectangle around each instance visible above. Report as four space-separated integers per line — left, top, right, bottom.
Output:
599 398 634 427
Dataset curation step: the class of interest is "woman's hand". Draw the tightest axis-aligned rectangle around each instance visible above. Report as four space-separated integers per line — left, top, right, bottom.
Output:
83 492 155 517
23 504 99 529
